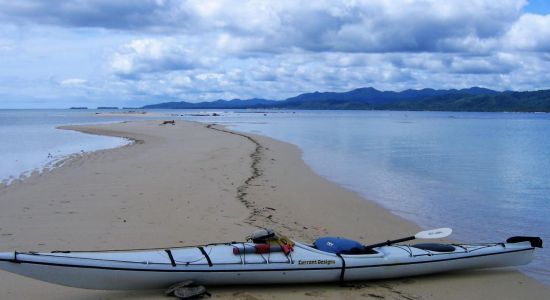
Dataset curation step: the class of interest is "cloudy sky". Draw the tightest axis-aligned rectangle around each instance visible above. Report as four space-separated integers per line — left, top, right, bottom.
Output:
1 0 549 108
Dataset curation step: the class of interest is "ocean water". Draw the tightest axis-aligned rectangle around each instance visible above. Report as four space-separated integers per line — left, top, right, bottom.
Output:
0 109 130 184
182 110 550 284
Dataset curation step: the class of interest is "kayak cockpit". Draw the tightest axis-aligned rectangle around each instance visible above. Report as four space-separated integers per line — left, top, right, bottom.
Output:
412 243 456 252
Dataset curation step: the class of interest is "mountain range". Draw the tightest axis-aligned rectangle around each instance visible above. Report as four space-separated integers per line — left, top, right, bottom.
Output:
142 87 550 112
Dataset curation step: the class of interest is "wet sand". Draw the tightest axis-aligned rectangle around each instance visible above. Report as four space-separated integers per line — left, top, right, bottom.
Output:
0 120 547 299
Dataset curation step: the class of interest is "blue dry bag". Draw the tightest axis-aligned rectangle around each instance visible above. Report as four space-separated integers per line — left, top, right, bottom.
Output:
314 237 363 254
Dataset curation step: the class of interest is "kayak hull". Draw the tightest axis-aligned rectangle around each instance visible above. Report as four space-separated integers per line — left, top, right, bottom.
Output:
0 240 536 290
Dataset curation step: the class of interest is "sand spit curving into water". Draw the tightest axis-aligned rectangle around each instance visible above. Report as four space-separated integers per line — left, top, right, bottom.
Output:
0 120 547 299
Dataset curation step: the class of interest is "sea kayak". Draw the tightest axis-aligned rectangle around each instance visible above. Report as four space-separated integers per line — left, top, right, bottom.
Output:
0 234 541 290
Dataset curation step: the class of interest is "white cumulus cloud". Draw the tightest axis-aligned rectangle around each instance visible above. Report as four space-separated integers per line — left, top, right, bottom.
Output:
504 13 550 51
109 38 201 77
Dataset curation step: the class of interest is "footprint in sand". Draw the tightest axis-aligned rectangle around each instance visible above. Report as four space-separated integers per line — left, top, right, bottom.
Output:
400 278 416 284
304 290 328 297
364 293 385 299
231 292 262 300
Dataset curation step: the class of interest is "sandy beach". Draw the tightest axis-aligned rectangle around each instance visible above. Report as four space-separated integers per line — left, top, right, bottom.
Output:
0 120 548 299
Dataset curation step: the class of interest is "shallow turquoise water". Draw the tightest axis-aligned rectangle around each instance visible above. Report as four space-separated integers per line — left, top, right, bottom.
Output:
184 110 550 284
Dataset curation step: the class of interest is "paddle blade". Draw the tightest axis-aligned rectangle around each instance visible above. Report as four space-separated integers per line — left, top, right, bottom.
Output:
415 228 452 239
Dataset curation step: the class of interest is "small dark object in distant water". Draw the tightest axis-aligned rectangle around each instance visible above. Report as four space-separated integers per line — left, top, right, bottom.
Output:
212 113 220 116
160 120 175 125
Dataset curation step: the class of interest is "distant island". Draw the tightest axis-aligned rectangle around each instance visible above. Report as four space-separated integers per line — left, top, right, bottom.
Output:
97 107 119 110
142 87 550 112
70 107 88 110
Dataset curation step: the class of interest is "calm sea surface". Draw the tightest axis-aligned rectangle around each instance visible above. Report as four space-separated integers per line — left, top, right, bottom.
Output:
1 109 548 284
0 109 130 184
184 110 550 284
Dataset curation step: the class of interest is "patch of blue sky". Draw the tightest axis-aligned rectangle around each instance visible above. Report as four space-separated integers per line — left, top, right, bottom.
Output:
524 0 550 15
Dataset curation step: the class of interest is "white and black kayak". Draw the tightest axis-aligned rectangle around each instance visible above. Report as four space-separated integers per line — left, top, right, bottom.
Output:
0 228 542 290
